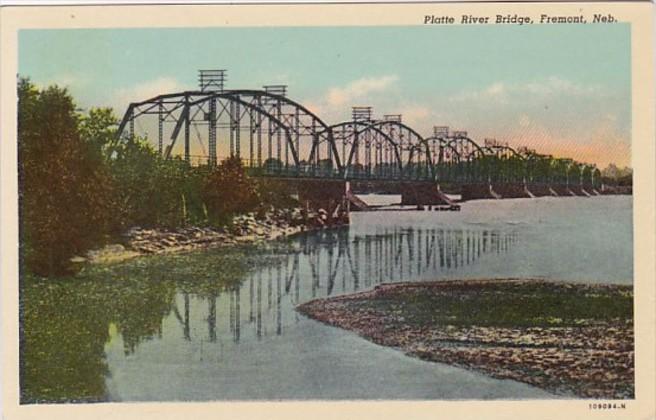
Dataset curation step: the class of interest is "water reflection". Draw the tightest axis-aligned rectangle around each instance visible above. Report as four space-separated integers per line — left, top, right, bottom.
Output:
21 225 517 402
21 197 633 402
20 272 178 402
164 227 518 347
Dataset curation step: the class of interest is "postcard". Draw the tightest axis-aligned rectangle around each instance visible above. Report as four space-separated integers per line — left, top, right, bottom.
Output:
0 2 654 419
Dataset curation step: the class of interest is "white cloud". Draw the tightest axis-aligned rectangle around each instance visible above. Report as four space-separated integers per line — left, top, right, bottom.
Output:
524 76 602 96
450 77 603 104
388 104 436 134
111 77 189 111
52 73 84 88
440 76 630 166
494 111 630 168
486 82 505 97
400 104 430 124
325 75 399 107
450 82 508 103
303 75 400 123
30 72 89 90
309 76 628 168
519 114 531 128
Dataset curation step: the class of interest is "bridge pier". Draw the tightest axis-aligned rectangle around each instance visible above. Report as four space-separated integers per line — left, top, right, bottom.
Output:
581 184 595 196
461 183 500 200
400 182 453 206
461 183 594 200
568 185 588 196
490 183 532 199
600 184 632 195
525 183 553 197
290 179 354 224
350 181 404 195
551 185 572 196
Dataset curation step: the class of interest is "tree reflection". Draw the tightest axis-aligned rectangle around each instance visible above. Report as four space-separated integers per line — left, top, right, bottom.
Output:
21 228 519 403
20 247 269 403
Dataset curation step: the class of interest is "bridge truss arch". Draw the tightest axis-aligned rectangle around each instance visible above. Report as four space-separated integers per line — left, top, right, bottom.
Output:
117 89 339 175
113 71 598 186
423 135 461 183
445 135 489 183
523 152 559 185
328 121 405 180
480 144 526 184
368 120 432 180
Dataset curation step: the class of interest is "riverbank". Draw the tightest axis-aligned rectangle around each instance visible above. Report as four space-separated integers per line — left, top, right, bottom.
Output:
297 279 634 399
79 207 345 265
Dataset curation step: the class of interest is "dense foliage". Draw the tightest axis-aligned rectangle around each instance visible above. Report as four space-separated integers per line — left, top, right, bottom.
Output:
18 80 115 276
18 79 295 277
201 156 259 226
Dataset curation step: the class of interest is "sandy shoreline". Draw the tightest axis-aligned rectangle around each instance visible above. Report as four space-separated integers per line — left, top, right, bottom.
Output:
297 279 634 399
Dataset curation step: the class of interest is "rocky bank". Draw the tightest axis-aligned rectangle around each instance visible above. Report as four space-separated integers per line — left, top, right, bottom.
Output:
81 206 346 264
297 279 634 399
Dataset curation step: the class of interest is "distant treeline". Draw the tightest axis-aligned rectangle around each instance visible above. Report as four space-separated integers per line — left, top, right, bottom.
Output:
618 174 632 187
601 164 633 187
601 174 633 187
18 79 296 277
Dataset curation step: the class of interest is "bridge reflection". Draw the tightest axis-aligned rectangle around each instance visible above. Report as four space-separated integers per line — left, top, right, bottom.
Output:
169 227 519 349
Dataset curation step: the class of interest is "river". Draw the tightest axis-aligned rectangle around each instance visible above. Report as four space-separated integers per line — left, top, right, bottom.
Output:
21 195 633 402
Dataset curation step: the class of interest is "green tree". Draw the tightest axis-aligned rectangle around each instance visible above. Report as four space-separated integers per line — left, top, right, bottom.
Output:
18 79 114 276
202 157 259 226
79 107 120 162
107 134 214 229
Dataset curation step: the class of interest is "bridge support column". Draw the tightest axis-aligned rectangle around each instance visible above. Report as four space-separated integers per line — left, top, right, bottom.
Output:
400 182 453 206
525 183 553 197
491 183 532 198
568 185 587 196
581 183 594 196
461 183 499 201
551 185 571 196
295 180 352 224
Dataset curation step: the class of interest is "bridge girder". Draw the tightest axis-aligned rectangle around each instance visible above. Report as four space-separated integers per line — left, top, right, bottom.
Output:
115 83 597 186
329 121 405 180
117 89 338 173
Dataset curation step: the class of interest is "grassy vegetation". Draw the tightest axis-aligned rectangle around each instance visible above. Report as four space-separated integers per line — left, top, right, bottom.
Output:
298 279 634 399
360 281 633 328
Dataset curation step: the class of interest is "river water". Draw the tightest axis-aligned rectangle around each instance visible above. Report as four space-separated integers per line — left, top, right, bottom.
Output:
94 195 632 401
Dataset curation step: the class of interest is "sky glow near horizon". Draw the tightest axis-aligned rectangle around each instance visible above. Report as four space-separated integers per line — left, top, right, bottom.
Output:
19 24 631 168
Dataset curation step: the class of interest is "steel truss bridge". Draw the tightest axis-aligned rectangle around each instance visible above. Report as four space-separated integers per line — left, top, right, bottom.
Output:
117 70 602 191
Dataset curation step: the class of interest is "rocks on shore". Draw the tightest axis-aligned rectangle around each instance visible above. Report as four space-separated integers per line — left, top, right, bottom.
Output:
83 244 142 264
80 206 347 264
297 279 634 399
125 208 305 256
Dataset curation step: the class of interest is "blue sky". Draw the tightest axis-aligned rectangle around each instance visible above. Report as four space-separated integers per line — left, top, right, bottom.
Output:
19 24 631 167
